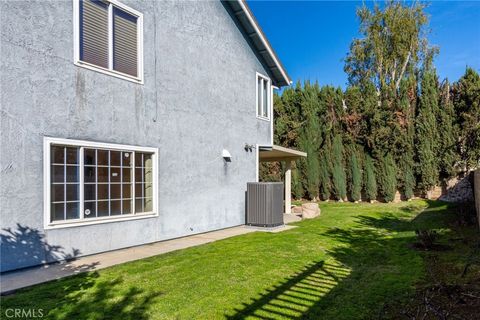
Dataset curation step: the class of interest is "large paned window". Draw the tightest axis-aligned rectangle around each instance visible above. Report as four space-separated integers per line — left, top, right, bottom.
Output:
74 0 143 82
44 138 157 228
256 73 271 120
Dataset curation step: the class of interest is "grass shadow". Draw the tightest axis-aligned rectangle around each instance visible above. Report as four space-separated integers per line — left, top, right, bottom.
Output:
1 270 163 320
225 260 351 319
227 201 459 319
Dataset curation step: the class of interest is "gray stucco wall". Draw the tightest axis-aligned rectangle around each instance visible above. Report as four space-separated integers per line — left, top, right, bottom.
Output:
0 0 274 272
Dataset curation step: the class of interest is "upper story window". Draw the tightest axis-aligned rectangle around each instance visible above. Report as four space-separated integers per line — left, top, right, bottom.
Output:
44 137 157 229
73 0 144 83
256 73 271 120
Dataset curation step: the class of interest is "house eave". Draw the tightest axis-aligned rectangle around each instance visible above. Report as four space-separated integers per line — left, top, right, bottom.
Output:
225 0 292 87
259 145 307 162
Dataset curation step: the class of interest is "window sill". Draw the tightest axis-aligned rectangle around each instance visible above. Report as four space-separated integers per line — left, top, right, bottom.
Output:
44 212 158 230
74 61 144 84
256 116 271 122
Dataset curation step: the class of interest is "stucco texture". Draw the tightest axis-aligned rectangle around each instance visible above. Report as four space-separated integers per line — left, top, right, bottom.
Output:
0 0 274 271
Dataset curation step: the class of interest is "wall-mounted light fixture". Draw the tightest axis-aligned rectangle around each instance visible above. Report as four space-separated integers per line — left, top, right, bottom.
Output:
222 149 232 162
244 144 255 152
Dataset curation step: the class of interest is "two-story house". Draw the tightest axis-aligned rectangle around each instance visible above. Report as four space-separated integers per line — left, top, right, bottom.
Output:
0 0 304 272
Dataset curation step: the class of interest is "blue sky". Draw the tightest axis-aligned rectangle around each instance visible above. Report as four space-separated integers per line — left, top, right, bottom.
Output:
247 0 480 88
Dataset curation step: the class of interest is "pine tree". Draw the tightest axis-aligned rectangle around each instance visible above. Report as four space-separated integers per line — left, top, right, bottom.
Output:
365 153 377 201
332 134 347 200
415 69 440 193
377 153 397 202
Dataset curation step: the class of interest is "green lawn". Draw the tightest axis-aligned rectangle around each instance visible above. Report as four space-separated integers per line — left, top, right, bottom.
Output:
0 200 470 319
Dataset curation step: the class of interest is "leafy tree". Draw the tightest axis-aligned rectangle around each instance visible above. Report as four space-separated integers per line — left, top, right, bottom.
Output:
260 0 476 205
345 1 436 200
344 0 432 94
365 153 378 201
332 134 347 200
452 67 480 170
415 69 440 192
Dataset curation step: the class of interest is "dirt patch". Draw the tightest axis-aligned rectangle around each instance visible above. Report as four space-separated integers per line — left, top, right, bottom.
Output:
409 230 452 251
392 283 480 320
409 242 452 251
383 208 480 319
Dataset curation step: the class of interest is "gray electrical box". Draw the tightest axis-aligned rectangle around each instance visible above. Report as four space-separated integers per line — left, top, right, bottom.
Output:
246 182 284 227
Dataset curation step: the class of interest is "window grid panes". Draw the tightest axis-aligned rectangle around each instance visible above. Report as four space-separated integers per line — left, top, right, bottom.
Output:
50 144 154 223
51 146 80 221
134 153 153 214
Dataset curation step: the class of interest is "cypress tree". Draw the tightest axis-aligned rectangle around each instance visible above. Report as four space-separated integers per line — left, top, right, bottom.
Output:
299 82 322 200
349 146 362 202
299 132 320 200
400 154 415 200
397 78 416 200
365 153 377 201
452 67 480 171
332 134 347 200
415 69 440 193
377 153 397 202
319 144 332 200
292 162 304 200
437 79 458 179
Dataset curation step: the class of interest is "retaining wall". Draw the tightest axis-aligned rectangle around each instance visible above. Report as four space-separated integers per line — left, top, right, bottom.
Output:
474 170 480 229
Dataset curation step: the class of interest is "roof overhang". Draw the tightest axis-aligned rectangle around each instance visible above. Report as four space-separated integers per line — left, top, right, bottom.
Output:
225 0 292 87
259 145 307 162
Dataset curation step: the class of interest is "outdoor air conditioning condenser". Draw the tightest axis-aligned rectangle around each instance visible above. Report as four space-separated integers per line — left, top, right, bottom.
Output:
246 182 284 227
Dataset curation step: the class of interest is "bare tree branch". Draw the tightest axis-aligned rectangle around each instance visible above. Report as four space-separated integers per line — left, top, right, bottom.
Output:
396 50 412 89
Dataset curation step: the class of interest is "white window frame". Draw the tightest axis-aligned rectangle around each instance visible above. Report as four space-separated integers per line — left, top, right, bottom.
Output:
256 72 271 121
43 137 158 229
73 0 144 84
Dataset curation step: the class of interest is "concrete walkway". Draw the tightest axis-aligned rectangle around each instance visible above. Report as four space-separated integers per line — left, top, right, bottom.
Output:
0 224 297 295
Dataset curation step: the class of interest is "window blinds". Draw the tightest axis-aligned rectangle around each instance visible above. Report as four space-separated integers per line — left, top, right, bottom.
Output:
113 8 138 77
80 0 109 69
79 0 139 78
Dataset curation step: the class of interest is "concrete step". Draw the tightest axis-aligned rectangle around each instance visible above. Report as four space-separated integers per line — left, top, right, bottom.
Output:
284 213 302 224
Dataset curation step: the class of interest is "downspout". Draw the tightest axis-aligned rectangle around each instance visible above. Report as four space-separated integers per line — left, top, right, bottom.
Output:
271 85 278 146
255 144 259 182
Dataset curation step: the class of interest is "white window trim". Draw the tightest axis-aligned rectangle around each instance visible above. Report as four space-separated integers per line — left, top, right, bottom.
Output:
43 137 158 230
256 72 271 121
73 0 144 84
